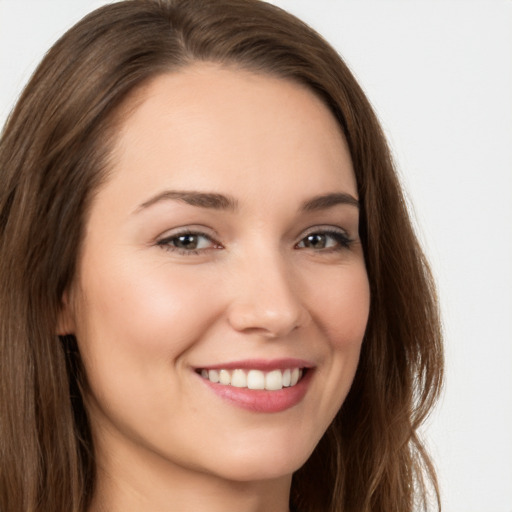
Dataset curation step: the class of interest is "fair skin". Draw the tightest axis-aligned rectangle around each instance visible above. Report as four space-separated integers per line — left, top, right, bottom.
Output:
60 63 370 512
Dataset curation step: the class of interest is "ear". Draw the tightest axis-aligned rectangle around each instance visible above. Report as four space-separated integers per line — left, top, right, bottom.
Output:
56 290 76 335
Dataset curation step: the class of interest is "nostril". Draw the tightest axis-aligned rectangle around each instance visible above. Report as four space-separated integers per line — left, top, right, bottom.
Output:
226 302 309 339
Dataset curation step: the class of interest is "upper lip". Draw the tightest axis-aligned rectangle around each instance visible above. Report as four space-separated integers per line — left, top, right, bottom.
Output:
194 358 314 371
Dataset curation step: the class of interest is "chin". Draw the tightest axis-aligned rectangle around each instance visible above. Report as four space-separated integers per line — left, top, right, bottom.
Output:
198 436 316 483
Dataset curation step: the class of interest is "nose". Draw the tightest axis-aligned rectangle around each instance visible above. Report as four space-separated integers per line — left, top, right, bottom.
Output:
226 253 310 339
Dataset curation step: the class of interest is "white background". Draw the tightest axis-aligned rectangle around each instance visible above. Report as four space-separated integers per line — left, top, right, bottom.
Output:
1 1 511 511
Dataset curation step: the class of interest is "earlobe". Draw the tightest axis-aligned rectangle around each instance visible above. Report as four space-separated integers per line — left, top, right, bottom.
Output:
56 291 76 335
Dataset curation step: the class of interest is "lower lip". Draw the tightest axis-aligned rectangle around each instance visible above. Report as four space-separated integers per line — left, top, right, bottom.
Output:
198 370 312 413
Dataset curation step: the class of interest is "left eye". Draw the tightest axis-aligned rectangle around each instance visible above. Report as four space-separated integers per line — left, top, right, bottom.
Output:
157 232 215 251
296 230 352 250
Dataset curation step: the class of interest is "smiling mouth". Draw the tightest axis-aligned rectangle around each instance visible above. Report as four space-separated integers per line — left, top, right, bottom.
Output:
197 368 305 391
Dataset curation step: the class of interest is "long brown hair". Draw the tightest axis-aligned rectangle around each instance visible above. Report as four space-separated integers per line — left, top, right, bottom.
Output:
0 1 443 511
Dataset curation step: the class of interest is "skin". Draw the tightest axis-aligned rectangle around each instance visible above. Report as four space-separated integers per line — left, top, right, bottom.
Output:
59 63 370 512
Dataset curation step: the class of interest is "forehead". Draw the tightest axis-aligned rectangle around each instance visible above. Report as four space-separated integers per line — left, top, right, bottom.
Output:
104 63 356 206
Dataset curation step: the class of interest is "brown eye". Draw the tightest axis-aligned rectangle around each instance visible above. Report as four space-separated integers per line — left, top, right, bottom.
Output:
173 234 201 250
302 234 328 249
157 232 217 253
296 230 352 251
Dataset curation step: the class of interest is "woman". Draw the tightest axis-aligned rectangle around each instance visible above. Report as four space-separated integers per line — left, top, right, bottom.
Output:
0 1 443 511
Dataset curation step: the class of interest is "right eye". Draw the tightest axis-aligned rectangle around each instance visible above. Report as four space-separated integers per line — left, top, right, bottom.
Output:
156 231 220 254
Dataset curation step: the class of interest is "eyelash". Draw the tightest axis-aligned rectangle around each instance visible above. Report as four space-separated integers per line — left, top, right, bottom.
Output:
156 230 219 256
297 229 354 252
156 227 354 256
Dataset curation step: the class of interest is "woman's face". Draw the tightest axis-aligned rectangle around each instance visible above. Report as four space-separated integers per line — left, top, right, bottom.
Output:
63 64 370 484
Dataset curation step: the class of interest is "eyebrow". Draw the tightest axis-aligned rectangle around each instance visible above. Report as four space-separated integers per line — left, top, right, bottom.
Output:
300 192 360 212
136 190 359 213
137 190 239 212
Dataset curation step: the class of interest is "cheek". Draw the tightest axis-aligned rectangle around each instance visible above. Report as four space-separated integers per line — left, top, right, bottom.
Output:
72 259 225 436
307 263 369 414
310 262 370 349
72 257 225 401
77 260 215 348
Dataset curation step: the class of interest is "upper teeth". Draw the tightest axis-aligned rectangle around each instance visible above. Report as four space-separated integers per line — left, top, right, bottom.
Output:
200 368 303 390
